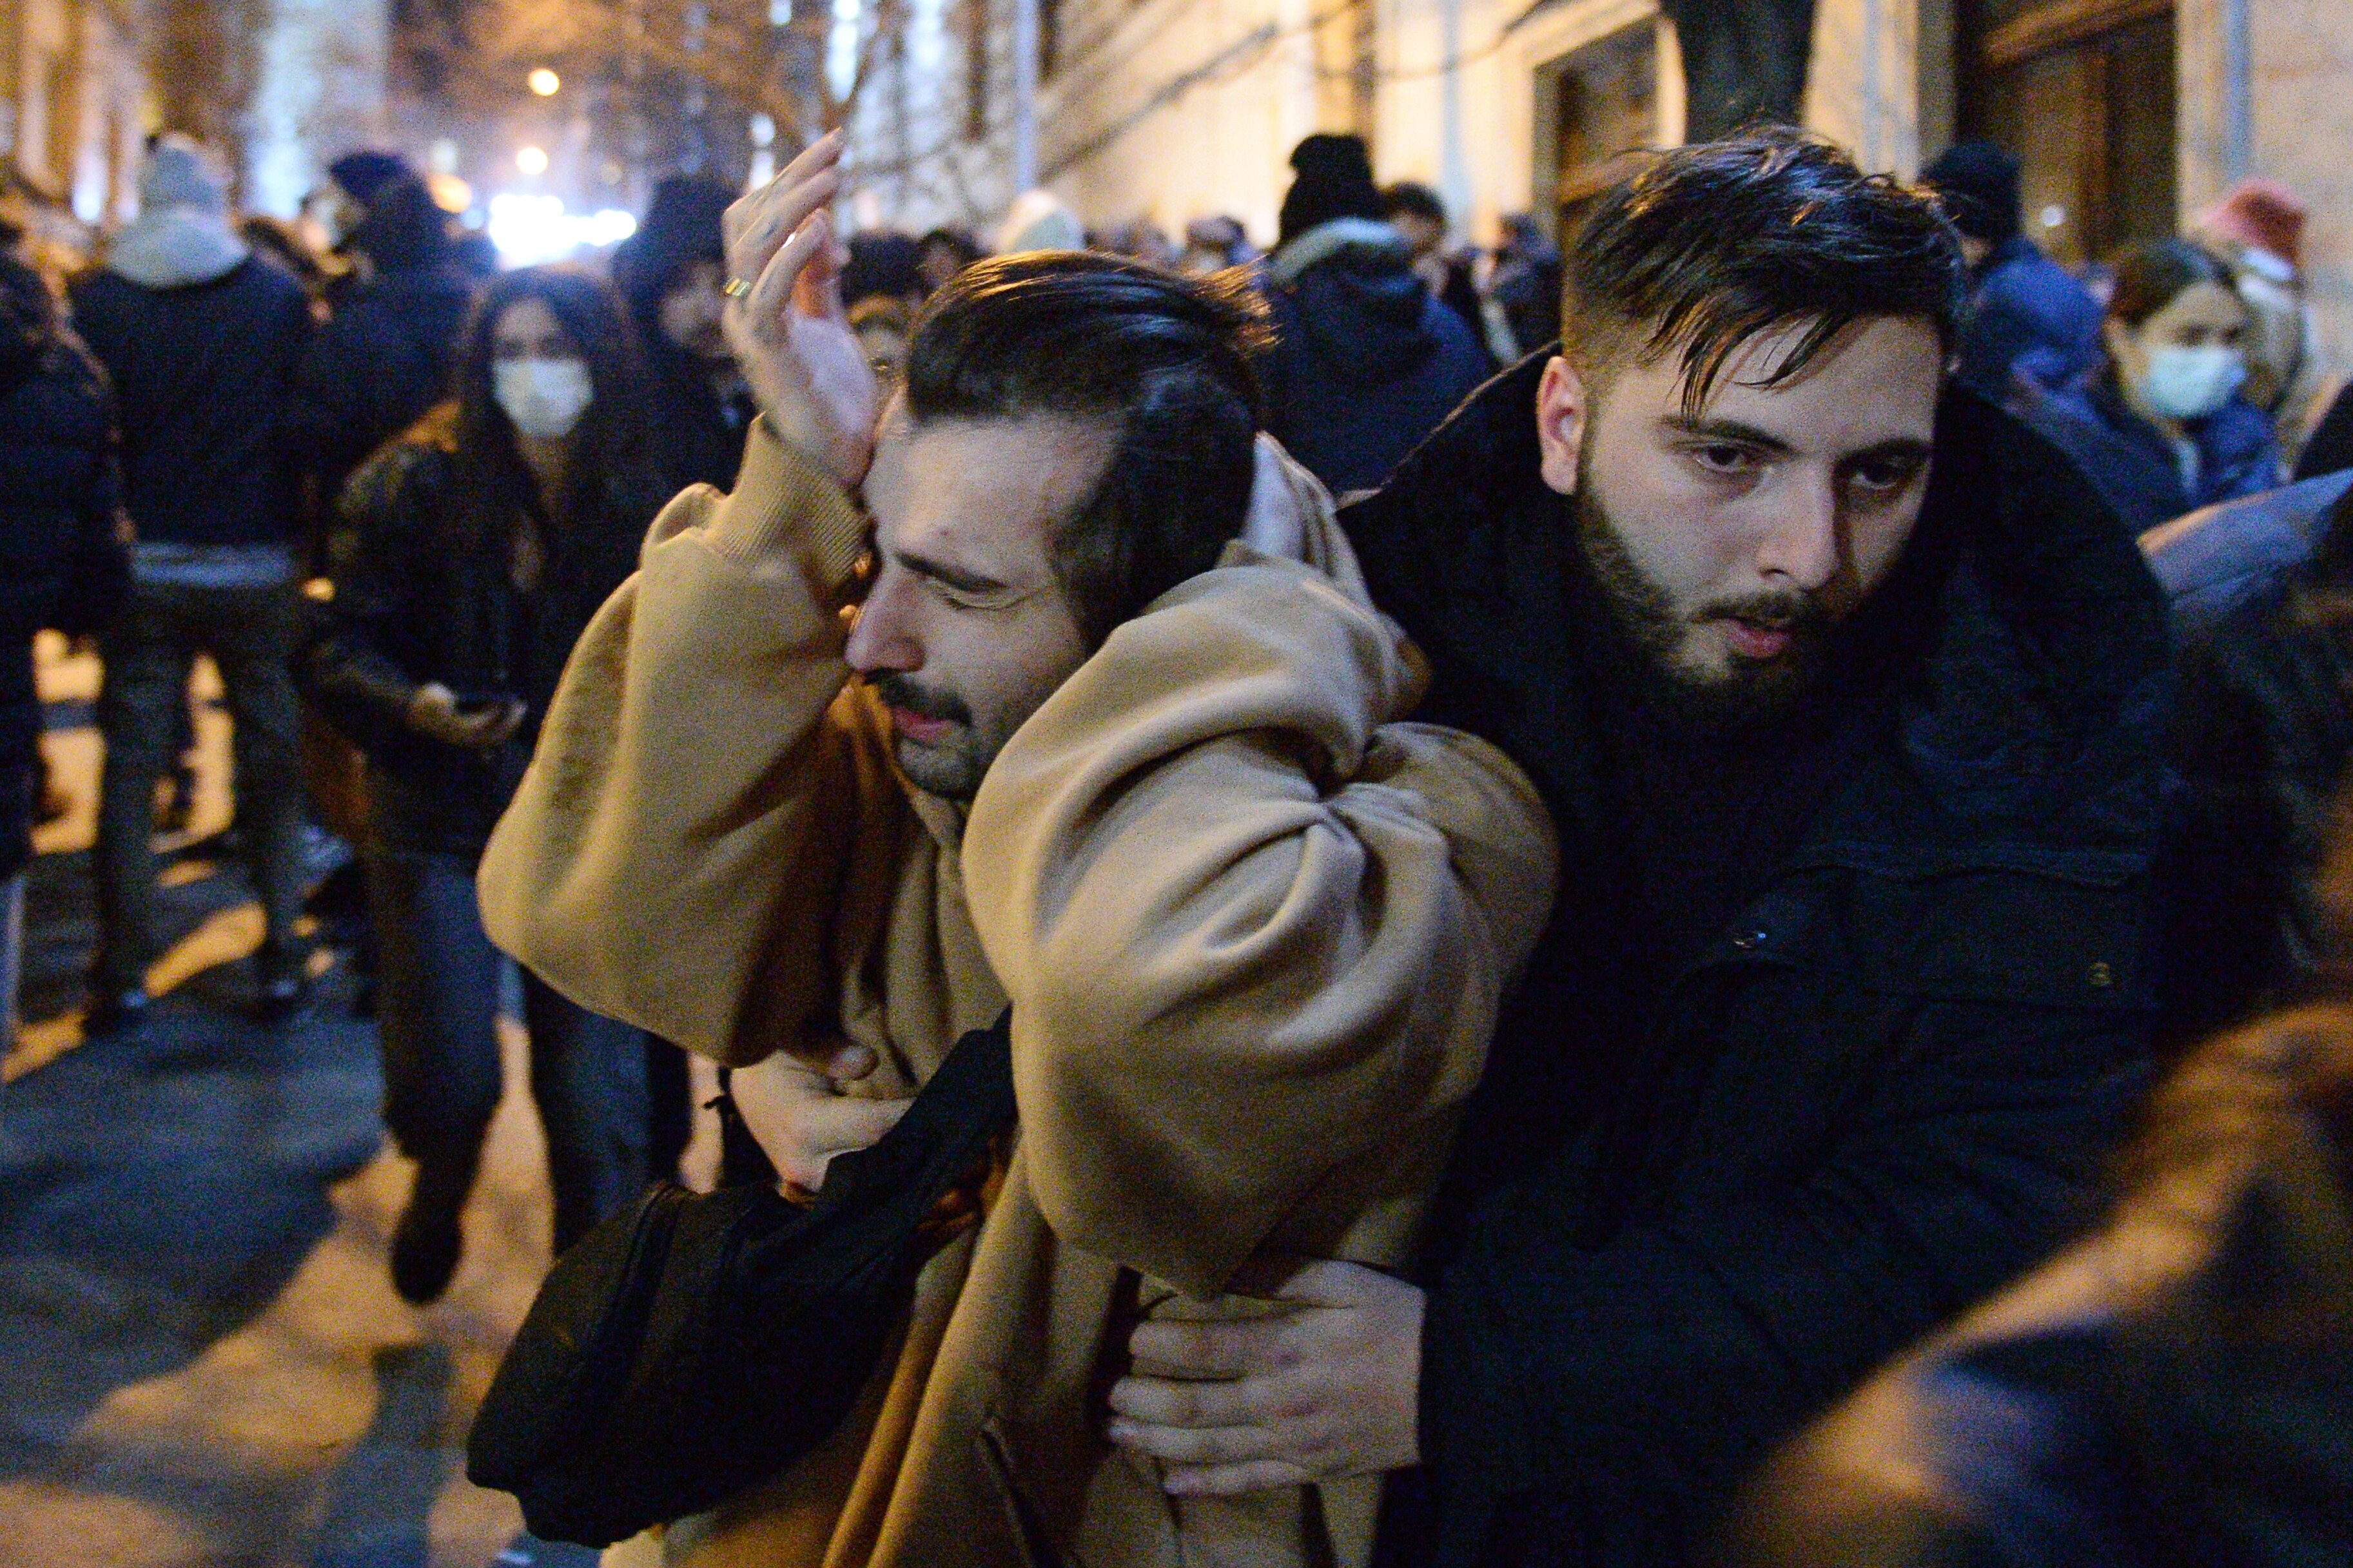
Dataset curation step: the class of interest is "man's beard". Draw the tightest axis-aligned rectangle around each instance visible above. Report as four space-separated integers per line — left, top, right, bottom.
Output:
870 673 989 801
1573 483 1835 729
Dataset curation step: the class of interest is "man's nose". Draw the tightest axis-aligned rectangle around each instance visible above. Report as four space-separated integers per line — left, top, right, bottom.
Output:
842 570 921 675
1754 472 1842 592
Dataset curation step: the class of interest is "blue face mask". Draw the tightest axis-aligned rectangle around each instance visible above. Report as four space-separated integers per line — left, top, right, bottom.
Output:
2136 344 2247 422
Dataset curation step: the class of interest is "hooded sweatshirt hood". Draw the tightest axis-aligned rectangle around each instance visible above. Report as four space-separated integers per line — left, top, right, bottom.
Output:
108 136 249 290
1270 217 1438 382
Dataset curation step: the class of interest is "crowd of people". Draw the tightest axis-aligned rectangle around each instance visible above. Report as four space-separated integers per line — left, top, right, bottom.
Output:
1 112 2352 1568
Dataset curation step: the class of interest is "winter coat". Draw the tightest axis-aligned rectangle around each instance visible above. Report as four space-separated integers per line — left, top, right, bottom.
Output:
474 423 1558 1568
306 405 658 857
2028 373 2280 533
1263 218 1492 496
2142 472 2353 1050
68 245 312 550
289 257 478 533
1724 1003 2353 1568
1953 233 2104 402
641 336 754 496
1338 355 2170 1568
2294 378 2353 481
0 256 127 876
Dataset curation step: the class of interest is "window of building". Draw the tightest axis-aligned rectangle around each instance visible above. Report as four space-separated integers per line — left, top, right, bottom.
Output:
1958 0 2176 269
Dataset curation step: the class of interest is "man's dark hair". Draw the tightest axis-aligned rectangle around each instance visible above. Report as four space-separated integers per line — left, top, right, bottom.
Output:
1382 181 1449 227
905 252 1273 646
2106 238 2234 328
1564 129 1966 416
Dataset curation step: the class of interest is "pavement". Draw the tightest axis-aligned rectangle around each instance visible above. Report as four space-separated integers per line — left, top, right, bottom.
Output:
0 641 706 1568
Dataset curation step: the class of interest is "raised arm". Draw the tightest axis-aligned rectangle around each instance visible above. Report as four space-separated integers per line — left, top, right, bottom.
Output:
962 555 1557 1295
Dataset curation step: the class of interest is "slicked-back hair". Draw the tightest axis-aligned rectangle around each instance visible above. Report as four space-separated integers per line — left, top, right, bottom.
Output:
1563 129 1966 416
904 251 1274 647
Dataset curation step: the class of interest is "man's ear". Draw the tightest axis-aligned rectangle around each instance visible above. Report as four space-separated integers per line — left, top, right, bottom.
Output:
1536 356 1588 496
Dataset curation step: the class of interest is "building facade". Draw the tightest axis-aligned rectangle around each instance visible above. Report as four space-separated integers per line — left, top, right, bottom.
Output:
1 0 147 251
866 0 2351 385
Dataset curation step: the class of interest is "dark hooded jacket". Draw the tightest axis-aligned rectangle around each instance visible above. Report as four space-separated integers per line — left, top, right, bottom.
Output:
1262 218 1490 496
611 175 752 496
0 255 126 876
1723 1003 2353 1568
289 176 479 528
68 246 313 548
1954 233 2105 402
1342 354 2169 1568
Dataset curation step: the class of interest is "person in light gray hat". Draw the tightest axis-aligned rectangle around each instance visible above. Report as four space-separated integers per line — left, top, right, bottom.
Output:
69 135 316 1032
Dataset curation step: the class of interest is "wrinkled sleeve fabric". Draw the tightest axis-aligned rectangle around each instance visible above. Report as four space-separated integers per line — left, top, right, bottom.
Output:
478 422 872 1066
962 556 1558 1297
1417 1000 2152 1562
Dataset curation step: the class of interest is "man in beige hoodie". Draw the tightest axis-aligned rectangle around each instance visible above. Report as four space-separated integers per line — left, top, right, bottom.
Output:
477 133 1556 1568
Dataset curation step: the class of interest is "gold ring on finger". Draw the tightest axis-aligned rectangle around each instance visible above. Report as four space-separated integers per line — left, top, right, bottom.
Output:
723 276 754 299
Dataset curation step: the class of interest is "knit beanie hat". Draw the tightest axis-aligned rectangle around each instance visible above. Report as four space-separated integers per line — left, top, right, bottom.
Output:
1920 139 2021 246
1278 133 1385 249
329 149 417 209
141 135 230 216
2195 179 2307 270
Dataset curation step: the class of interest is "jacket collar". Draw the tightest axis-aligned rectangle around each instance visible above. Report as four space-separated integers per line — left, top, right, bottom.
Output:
1358 350 2172 880
1269 218 1412 286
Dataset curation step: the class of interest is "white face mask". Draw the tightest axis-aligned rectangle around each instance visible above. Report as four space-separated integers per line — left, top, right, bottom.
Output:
2134 344 2247 423
494 356 595 440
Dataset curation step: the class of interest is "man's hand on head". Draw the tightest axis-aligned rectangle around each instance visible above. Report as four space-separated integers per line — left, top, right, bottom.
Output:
1106 1260 1425 1496
721 130 881 490
730 1039 912 1193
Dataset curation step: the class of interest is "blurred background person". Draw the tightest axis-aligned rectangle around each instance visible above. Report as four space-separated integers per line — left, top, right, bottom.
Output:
1921 137 2105 403
1381 179 1489 352
1482 211 1564 364
849 293 914 393
289 159 479 562
306 267 665 1305
612 173 754 496
1260 132 1487 495
0 238 128 1055
2191 178 2338 469
69 136 316 1034
1727 844 2353 1567
1178 213 1258 276
838 229 926 313
914 225 984 293
1094 216 1180 269
2028 238 2280 534
996 188 1087 255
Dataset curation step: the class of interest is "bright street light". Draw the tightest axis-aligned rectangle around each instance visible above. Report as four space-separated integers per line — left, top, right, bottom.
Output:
517 146 549 176
529 68 561 97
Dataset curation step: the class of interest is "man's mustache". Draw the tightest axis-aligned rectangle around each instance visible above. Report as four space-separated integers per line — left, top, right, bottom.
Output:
1695 590 1829 632
870 673 972 726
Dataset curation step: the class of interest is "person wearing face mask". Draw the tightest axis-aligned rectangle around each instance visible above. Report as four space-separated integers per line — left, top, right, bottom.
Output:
2191 180 2341 470
306 266 671 1308
2028 238 2281 533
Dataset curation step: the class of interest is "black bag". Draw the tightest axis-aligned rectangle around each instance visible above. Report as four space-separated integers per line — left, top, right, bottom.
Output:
466 1011 1016 1547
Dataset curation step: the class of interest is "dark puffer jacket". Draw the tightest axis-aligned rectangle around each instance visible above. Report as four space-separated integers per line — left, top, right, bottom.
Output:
0 256 128 876
1262 218 1490 496
289 180 480 532
2029 373 2280 533
1724 1003 2353 1568
68 253 313 547
306 406 662 858
1343 357 2170 1568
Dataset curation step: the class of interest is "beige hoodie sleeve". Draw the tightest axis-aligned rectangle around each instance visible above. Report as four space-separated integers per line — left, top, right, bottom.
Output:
478 423 872 1065
961 555 1559 1297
